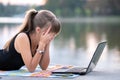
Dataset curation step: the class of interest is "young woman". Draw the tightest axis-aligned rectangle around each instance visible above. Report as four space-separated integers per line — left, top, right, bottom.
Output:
0 9 61 72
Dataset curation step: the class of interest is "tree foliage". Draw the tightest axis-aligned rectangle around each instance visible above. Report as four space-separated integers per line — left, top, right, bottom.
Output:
0 0 120 17
0 3 29 17
43 0 120 16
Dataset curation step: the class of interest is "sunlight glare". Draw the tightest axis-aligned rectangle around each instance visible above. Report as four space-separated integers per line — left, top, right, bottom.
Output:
0 0 47 5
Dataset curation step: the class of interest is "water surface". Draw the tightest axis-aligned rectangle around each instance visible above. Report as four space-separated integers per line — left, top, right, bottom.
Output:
0 21 120 70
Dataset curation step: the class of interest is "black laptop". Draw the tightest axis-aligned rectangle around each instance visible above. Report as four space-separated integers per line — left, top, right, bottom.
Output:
52 42 107 75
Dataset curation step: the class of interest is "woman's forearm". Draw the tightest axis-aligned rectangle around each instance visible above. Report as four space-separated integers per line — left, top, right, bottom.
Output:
39 43 50 70
40 53 50 70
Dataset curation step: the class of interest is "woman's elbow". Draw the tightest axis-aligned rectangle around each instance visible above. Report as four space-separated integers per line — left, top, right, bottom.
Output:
40 64 49 70
40 62 49 70
28 69 35 73
41 66 47 70
27 67 36 73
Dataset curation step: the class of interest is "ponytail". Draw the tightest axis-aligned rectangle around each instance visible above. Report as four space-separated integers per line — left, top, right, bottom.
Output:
3 9 38 50
19 9 38 33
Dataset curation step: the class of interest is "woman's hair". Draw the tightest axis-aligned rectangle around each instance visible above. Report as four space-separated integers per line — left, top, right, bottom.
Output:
4 9 61 50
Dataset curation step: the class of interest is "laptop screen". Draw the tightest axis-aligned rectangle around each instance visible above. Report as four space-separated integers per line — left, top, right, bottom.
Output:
86 42 107 73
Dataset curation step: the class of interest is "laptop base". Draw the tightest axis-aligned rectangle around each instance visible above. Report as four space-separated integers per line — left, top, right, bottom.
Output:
52 71 86 75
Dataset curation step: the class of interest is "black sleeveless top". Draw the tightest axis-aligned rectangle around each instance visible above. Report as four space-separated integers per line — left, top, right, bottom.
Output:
0 32 31 70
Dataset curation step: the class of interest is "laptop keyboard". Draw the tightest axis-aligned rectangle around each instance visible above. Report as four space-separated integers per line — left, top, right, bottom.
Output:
66 67 85 72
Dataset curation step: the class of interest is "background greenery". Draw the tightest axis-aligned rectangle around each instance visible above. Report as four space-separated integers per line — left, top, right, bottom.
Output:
0 0 120 17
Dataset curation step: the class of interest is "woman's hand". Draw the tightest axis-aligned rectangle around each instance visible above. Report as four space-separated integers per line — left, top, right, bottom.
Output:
38 26 54 50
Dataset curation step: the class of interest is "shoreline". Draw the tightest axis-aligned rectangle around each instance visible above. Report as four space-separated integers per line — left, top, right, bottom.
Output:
0 16 120 24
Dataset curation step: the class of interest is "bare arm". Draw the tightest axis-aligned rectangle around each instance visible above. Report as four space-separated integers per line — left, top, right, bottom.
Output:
39 43 50 70
15 33 44 72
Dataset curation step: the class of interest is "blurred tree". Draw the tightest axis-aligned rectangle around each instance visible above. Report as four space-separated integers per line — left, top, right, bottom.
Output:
85 0 120 16
109 0 120 15
0 0 120 17
44 0 86 17
0 3 4 16
85 8 91 17
74 7 82 17
0 3 29 17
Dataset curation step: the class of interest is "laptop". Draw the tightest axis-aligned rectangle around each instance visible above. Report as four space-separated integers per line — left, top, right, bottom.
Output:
52 41 107 75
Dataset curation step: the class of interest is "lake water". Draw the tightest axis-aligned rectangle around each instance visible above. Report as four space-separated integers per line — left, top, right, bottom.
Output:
0 20 120 70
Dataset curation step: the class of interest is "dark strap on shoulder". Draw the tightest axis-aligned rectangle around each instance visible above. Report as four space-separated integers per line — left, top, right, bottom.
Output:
25 32 35 57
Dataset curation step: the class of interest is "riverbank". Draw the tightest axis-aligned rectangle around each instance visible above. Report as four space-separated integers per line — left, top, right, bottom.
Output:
0 16 120 24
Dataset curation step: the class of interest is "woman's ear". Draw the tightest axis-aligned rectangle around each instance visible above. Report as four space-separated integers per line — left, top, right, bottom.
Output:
35 26 41 34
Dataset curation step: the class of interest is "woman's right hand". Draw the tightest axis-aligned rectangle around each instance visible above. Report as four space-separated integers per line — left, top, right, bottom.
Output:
38 26 52 50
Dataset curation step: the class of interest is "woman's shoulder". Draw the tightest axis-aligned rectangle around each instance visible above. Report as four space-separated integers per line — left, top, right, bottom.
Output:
14 32 31 51
14 32 31 54
17 32 28 38
15 32 29 42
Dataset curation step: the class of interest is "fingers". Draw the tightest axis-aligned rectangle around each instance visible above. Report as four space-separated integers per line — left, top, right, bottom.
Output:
44 26 51 35
44 34 54 44
40 30 55 46
40 34 51 43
